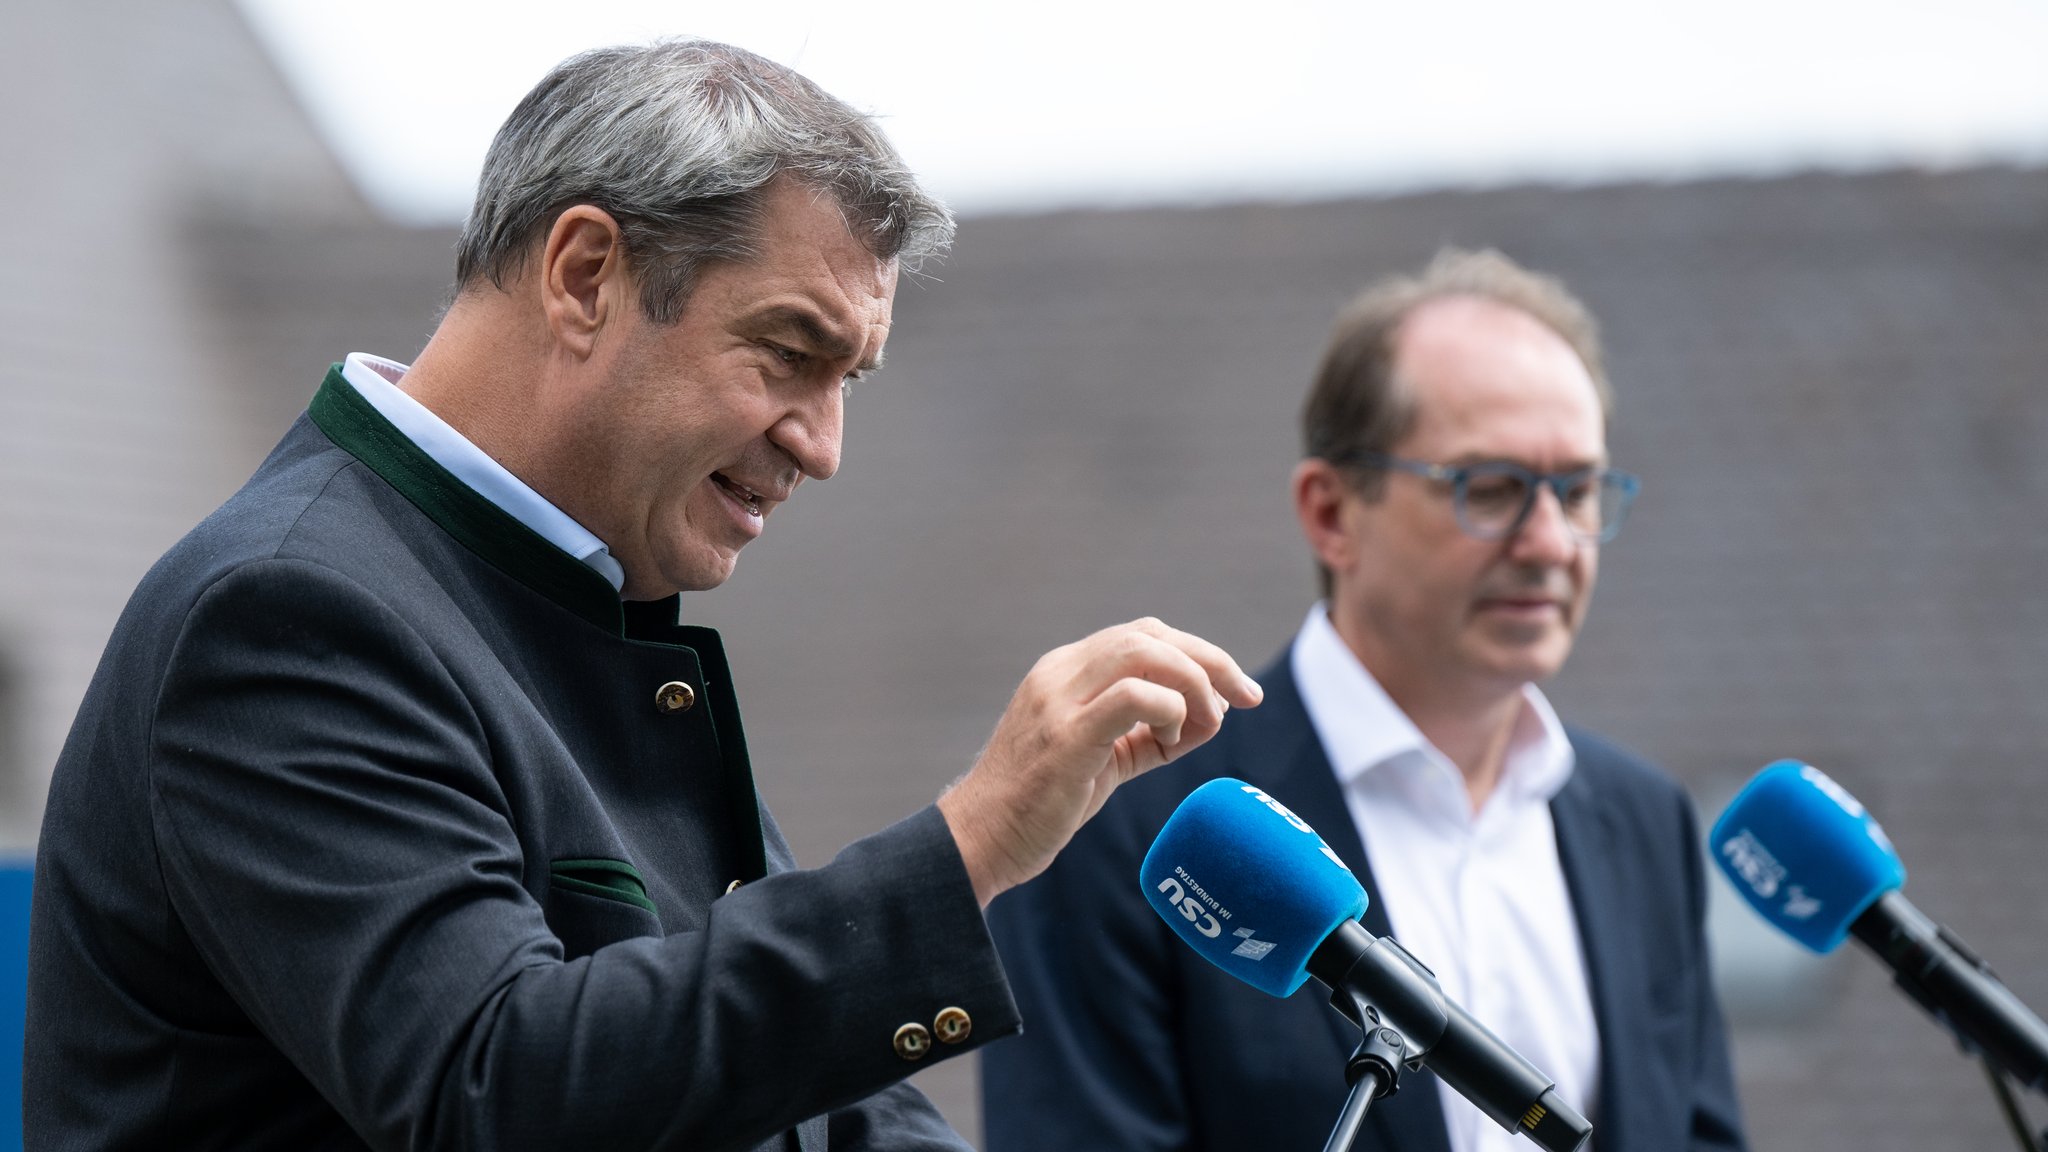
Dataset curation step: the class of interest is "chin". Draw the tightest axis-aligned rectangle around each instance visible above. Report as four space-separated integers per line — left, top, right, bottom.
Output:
676 563 738 593
648 547 741 595
1507 651 1572 685
1474 638 1574 686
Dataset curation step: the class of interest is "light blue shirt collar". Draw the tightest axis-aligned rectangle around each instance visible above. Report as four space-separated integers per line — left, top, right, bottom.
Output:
337 353 626 593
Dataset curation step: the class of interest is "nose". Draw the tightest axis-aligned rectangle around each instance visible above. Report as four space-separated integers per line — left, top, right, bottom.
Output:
1506 482 1580 565
772 381 844 481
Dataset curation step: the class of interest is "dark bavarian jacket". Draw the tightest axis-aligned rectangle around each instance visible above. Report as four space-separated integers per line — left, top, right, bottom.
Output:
982 653 1746 1152
25 368 1018 1152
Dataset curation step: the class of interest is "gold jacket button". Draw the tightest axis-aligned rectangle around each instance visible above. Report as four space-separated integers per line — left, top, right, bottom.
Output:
893 1022 932 1061
934 1006 972 1045
723 879 743 895
654 681 696 714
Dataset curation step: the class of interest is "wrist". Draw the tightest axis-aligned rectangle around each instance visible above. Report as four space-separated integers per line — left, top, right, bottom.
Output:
937 782 1023 908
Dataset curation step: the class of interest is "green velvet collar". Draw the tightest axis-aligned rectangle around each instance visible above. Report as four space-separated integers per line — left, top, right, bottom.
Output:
307 365 642 634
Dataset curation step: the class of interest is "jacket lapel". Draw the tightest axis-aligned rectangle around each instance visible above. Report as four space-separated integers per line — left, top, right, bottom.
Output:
1254 659 1389 937
1248 656 1452 1152
1549 741 1631 1148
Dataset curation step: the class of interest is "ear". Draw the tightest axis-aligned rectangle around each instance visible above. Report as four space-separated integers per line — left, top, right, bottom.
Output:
539 205 629 359
1293 457 1361 576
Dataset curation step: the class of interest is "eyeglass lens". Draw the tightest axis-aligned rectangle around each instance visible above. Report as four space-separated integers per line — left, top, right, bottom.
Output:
1457 465 1628 540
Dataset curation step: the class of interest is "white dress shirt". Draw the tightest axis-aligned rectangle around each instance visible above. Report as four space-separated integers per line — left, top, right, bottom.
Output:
337 353 627 593
1291 604 1600 1152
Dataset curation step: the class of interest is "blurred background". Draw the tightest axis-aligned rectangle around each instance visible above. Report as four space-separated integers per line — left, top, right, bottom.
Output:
4 1 2047 1148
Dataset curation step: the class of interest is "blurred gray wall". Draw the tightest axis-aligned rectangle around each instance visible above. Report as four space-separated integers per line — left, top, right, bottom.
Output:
4 2 2047 1148
0 0 374 846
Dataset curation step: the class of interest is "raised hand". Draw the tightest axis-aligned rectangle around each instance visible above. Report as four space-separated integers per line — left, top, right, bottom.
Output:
937 618 1263 906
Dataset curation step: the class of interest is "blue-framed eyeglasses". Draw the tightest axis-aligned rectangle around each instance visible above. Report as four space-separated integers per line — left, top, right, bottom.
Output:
1331 451 1641 543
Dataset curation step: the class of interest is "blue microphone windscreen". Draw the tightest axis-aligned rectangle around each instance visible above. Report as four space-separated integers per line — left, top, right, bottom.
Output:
1709 759 1906 953
1140 777 1369 997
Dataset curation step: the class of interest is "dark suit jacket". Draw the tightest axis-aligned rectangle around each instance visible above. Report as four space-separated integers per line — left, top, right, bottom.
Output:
983 652 1744 1152
26 369 1019 1152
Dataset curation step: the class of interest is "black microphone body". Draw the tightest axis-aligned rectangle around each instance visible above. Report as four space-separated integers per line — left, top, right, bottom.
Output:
1850 890 2048 1091
1310 919 1593 1152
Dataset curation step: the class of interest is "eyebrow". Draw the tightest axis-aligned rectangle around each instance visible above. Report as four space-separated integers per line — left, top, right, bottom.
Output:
752 305 885 373
1442 453 1610 472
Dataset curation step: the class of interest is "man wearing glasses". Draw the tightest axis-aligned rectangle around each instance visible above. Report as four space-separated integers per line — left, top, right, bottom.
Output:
982 250 1747 1152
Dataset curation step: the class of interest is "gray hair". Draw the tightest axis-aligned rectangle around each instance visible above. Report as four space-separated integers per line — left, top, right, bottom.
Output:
454 39 954 322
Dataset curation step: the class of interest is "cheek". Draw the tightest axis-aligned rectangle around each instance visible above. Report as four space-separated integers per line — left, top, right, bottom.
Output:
1385 566 1464 635
1440 543 1503 592
639 414 742 496
637 473 717 558
667 473 711 513
1572 551 1599 599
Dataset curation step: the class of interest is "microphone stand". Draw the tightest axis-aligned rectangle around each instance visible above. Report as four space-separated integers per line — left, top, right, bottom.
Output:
1322 988 1411 1152
1985 1062 2045 1152
1867 911 2048 1151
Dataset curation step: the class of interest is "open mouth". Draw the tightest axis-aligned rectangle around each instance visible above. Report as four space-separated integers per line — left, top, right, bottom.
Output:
711 472 764 518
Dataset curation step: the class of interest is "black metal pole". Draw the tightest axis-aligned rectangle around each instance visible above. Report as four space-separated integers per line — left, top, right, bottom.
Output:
1984 1060 2046 1152
1322 992 1408 1152
1323 1062 1394 1152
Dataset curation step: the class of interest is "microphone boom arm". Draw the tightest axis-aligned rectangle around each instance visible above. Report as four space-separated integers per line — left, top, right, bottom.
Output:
1851 891 2048 1093
1309 919 1593 1152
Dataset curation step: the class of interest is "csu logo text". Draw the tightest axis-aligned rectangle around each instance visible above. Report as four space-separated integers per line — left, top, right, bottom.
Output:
1718 828 1785 899
1154 877 1223 938
1241 785 1352 873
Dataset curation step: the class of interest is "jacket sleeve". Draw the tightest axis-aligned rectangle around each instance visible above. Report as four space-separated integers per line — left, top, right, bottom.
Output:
826 1080 974 1151
146 558 1017 1152
979 783 1193 1152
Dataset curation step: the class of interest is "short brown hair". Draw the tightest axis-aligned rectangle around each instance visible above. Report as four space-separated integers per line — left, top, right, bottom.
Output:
1301 248 1612 594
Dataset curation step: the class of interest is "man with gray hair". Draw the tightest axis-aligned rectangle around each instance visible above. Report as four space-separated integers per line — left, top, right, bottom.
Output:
25 41 1259 1151
984 249 1746 1152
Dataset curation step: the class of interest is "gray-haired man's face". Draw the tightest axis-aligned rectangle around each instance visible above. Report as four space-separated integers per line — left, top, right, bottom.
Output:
562 181 898 598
